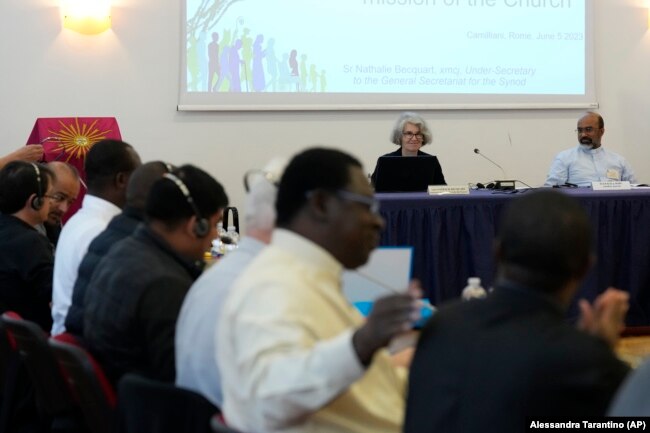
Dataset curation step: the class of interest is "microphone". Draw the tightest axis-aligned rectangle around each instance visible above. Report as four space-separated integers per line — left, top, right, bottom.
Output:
473 148 515 190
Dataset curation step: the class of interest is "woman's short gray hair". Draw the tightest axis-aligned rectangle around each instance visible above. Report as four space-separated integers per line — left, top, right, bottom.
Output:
390 112 433 146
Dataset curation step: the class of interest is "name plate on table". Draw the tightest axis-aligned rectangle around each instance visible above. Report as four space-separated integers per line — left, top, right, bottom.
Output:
592 181 631 191
428 185 470 195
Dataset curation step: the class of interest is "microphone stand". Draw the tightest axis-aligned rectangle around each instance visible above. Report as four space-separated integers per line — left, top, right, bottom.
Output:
473 148 516 190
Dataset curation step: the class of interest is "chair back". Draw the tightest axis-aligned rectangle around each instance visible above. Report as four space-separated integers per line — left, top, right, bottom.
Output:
117 373 219 433
210 414 245 433
0 312 76 417
0 319 19 432
0 318 14 387
49 337 116 433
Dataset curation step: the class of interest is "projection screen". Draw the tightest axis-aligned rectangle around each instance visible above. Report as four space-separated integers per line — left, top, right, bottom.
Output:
179 0 594 111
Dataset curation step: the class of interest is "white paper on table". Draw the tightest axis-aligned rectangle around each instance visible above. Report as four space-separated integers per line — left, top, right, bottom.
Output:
342 246 413 304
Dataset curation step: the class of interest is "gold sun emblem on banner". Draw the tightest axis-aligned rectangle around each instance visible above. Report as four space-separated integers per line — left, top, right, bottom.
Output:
48 118 112 160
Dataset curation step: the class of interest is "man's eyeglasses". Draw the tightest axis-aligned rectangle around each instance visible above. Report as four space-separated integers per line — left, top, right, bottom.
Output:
402 131 424 140
335 190 380 215
45 193 75 206
575 126 598 134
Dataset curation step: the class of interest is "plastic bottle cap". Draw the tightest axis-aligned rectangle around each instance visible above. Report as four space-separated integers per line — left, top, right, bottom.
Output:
468 277 481 286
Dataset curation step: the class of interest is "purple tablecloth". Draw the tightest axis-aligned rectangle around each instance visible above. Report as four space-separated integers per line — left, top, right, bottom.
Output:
377 188 650 325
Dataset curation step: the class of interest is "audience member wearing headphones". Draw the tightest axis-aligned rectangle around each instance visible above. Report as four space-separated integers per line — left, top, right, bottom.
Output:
64 161 174 338
83 164 228 385
0 161 56 330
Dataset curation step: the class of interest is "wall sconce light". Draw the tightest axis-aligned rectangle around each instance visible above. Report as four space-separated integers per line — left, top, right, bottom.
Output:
62 0 111 35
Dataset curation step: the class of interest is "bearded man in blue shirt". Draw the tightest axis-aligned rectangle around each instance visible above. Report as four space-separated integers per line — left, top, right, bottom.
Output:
545 112 637 187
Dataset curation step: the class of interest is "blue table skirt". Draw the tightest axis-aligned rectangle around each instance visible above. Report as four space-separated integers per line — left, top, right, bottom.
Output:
377 189 650 325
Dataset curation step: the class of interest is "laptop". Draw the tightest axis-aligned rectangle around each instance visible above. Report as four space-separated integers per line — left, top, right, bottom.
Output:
373 155 443 192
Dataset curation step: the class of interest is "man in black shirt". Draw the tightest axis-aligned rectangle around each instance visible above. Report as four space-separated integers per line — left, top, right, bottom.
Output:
0 161 56 330
404 190 630 433
83 164 228 384
65 161 172 336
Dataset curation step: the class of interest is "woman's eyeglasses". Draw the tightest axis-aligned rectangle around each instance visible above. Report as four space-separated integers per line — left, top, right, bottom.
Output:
402 132 424 140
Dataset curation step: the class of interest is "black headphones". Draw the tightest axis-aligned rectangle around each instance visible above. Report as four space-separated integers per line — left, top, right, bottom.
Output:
475 182 496 190
163 173 210 238
222 207 239 234
31 163 44 211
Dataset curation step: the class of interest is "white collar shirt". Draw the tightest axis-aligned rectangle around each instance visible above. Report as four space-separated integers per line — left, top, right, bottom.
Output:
51 194 121 335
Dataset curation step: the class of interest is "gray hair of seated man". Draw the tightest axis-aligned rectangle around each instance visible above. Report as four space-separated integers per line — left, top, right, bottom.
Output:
244 157 288 233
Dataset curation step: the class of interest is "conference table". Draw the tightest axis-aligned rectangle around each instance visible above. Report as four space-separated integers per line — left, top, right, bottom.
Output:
376 188 650 326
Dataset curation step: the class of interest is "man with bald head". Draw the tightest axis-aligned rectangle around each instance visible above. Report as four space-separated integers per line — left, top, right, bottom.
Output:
544 112 637 187
37 161 81 245
65 161 173 337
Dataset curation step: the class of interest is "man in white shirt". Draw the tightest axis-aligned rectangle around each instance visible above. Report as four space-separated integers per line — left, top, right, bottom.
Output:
176 157 287 407
51 139 141 335
544 112 636 187
217 148 422 433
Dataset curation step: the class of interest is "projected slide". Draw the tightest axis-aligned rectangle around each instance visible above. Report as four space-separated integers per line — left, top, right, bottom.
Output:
180 0 592 110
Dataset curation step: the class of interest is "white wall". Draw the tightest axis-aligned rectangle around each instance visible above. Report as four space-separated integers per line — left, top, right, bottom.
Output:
2 0 649 223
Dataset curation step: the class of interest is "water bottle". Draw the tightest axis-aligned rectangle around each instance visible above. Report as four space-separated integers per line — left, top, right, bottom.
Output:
461 277 487 300
210 222 227 259
224 225 239 254
217 222 227 239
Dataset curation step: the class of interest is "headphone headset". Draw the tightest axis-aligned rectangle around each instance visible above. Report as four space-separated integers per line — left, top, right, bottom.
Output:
163 173 210 238
222 207 239 234
475 182 495 190
30 163 44 211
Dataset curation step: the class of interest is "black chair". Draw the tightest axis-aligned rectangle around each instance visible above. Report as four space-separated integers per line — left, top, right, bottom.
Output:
49 337 117 433
117 373 219 433
0 318 19 432
0 312 82 432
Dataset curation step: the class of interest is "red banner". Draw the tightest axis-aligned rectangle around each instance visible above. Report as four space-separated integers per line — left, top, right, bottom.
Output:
26 117 122 222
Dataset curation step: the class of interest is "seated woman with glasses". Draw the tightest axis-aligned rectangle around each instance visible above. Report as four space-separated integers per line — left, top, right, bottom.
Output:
370 111 446 186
